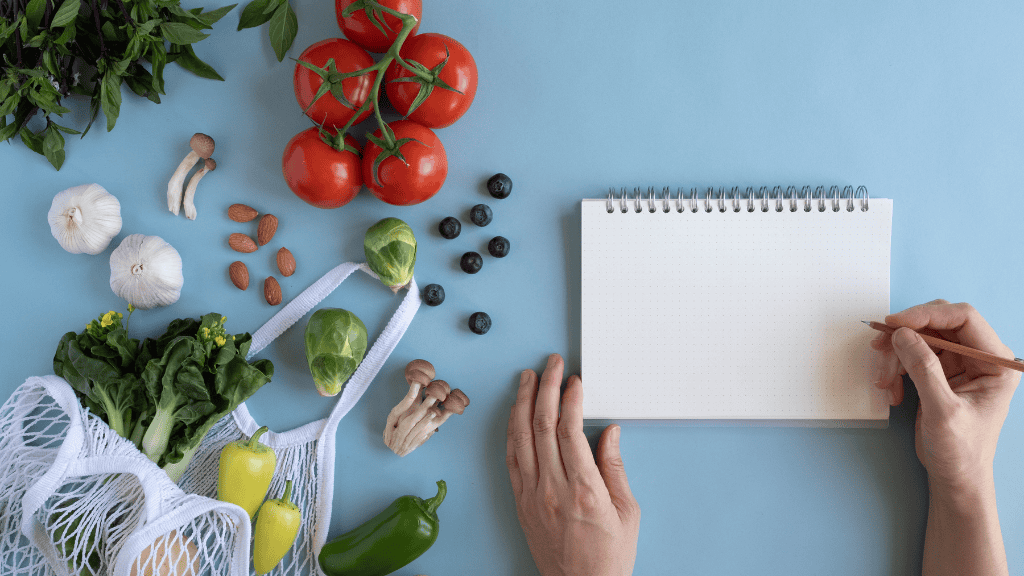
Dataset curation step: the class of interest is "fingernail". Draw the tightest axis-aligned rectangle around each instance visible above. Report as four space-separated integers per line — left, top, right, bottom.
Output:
887 390 896 406
520 370 529 385
893 328 918 348
611 424 621 441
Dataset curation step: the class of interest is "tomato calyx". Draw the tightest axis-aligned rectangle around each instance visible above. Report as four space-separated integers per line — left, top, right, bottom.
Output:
365 123 423 186
295 57 376 112
316 123 361 155
387 46 463 117
342 0 411 39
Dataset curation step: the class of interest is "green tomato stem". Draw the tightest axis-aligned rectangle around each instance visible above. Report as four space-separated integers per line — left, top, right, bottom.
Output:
330 0 426 148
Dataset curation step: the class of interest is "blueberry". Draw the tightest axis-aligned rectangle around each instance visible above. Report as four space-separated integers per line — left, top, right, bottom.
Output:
460 251 483 274
422 284 445 306
469 204 492 227
487 173 513 199
468 311 491 334
438 217 461 239
487 236 510 258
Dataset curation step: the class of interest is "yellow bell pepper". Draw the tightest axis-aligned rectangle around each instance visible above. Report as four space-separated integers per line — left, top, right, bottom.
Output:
253 479 301 575
218 425 276 520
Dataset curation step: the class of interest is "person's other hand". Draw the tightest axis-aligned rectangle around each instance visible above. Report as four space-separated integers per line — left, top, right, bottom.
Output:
871 300 1019 492
506 354 640 576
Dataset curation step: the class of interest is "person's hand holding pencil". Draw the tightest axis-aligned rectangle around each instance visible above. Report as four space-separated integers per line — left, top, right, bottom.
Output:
869 299 1018 576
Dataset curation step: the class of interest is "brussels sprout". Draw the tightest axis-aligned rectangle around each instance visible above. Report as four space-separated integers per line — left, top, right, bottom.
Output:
364 217 417 292
304 308 368 397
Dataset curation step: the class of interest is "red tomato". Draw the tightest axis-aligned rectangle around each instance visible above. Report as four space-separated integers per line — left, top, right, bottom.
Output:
282 128 362 209
362 120 447 206
384 33 478 129
294 39 376 132
335 0 422 53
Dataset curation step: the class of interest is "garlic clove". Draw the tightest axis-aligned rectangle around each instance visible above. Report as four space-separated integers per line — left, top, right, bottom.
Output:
48 183 123 255
110 234 184 309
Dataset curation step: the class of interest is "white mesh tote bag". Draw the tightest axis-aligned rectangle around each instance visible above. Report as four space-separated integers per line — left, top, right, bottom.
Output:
0 261 419 576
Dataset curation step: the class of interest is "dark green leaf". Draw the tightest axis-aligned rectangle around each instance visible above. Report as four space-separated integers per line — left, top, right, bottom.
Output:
51 0 82 28
51 123 82 135
55 22 76 44
160 21 210 45
43 125 66 170
100 72 121 132
198 3 236 26
101 21 117 41
148 42 168 93
267 1 297 62
20 127 44 155
174 45 224 81
237 0 275 29
262 0 285 16
25 0 46 29
0 117 13 143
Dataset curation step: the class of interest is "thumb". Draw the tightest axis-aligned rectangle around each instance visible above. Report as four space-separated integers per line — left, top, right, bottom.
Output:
890 327 958 415
597 425 638 521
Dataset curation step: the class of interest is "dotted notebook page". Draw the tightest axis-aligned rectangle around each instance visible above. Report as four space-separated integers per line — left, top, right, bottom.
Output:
580 199 893 423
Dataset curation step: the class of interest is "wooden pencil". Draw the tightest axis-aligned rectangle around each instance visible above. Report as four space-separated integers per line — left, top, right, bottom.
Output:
863 320 1024 373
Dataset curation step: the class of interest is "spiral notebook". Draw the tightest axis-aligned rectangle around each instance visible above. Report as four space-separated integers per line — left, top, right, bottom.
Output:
581 186 892 426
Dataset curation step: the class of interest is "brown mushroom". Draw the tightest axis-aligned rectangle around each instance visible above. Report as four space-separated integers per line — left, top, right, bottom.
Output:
167 133 215 215
383 364 469 456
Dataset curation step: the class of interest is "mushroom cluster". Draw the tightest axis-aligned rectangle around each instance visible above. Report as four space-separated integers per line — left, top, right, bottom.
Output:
167 133 216 220
384 360 470 457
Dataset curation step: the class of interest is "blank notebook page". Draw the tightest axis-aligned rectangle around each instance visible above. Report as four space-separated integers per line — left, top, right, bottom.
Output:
580 198 893 425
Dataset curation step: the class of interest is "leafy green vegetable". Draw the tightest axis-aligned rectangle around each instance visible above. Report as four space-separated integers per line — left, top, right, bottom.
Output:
0 0 236 169
53 311 273 481
237 0 296 62
304 308 367 397
364 217 417 292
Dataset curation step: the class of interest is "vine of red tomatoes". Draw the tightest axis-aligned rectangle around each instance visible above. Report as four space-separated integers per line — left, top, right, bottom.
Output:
282 0 478 207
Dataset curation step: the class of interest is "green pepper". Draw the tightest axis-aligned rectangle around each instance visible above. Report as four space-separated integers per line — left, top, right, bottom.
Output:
318 480 446 576
218 425 276 520
253 480 301 575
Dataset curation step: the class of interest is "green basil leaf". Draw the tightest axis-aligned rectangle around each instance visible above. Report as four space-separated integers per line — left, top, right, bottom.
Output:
55 21 76 44
43 125 66 170
173 45 224 81
51 122 82 135
160 21 210 45
149 43 168 93
100 72 122 132
267 1 297 62
19 126 44 155
50 0 82 28
25 0 46 29
237 0 275 30
198 3 236 27
262 0 285 16
0 119 16 143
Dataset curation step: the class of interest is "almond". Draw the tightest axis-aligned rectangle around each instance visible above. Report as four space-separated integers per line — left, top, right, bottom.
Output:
257 214 278 246
228 203 258 222
228 233 258 253
277 247 296 277
264 276 282 305
228 261 249 290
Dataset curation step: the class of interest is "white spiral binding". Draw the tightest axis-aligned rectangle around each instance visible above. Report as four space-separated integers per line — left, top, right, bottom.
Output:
606 185 870 214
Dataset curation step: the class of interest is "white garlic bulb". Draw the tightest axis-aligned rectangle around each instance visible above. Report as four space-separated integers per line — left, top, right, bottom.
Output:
110 234 184 309
48 183 123 255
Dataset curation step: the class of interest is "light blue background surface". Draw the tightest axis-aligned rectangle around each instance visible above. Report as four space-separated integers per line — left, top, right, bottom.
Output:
3 0 1023 574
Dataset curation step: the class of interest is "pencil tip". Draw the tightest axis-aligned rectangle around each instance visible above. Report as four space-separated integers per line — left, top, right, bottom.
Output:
861 320 871 325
